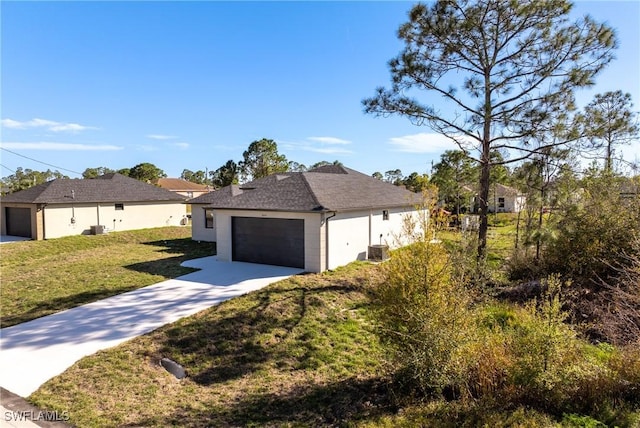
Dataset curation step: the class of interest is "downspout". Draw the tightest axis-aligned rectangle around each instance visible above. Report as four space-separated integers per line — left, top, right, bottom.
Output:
41 203 47 240
368 210 372 247
324 211 336 271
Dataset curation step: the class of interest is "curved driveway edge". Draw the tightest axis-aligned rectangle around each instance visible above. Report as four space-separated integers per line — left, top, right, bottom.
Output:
0 257 302 398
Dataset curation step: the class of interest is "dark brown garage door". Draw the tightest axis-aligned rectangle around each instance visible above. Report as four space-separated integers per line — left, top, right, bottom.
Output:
232 217 304 268
5 207 32 238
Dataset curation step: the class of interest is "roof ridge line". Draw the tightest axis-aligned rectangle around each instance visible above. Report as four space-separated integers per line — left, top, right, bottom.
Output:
300 172 325 210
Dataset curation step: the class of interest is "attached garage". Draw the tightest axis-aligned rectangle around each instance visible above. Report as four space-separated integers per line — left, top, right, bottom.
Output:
5 207 32 238
231 217 304 268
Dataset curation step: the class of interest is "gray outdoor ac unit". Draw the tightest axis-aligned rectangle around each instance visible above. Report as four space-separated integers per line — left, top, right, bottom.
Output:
91 225 105 235
368 244 389 261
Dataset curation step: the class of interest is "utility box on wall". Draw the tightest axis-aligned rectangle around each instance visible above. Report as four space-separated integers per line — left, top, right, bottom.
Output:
368 244 389 261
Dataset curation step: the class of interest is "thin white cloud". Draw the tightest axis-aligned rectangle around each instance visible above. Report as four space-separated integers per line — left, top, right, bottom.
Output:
1 119 25 129
304 146 353 154
280 137 354 155
146 134 178 140
1 142 122 151
135 144 158 152
307 136 352 145
388 132 468 153
1 118 98 132
171 142 190 150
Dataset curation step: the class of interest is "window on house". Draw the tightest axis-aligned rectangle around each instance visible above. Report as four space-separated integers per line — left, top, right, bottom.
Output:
382 210 389 221
205 209 215 229
115 203 124 210
498 198 505 208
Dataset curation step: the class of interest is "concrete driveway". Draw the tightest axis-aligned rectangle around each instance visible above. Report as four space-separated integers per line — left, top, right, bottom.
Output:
0 257 302 397
0 235 31 244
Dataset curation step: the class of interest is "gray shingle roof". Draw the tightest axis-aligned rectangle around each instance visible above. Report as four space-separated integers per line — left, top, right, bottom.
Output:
1 173 186 204
188 165 421 212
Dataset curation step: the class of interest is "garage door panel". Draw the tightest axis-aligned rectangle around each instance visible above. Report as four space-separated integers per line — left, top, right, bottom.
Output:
232 217 304 268
6 207 32 238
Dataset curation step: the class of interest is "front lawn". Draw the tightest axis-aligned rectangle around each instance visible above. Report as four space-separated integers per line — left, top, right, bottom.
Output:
0 227 216 328
29 262 387 427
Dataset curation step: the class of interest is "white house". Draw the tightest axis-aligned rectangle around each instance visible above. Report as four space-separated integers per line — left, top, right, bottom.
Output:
489 184 526 213
189 165 424 272
0 173 187 240
464 183 526 214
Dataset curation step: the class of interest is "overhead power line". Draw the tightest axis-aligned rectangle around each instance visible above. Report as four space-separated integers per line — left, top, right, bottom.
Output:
0 163 16 173
0 147 83 176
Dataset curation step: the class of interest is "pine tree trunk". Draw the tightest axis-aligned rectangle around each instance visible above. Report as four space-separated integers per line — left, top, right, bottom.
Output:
477 146 491 260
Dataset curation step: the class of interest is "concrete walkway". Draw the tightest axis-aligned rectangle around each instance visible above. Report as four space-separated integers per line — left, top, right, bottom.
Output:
0 257 302 398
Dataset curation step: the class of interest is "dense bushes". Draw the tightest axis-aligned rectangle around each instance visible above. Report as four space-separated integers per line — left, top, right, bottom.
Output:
508 172 640 345
371 222 640 424
543 173 640 284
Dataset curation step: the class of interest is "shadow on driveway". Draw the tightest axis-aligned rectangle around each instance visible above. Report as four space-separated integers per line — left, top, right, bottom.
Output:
0 257 302 397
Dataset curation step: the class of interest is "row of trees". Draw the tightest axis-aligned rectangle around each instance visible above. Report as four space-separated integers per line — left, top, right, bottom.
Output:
82 163 168 182
180 138 343 188
0 168 69 193
0 163 169 194
0 139 345 193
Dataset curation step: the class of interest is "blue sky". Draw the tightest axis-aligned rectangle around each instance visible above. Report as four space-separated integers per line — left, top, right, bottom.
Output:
1 1 639 180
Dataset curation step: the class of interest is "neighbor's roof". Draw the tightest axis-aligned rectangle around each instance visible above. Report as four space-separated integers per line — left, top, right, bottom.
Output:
462 183 523 196
156 178 212 192
188 165 422 212
1 173 186 204
493 183 523 196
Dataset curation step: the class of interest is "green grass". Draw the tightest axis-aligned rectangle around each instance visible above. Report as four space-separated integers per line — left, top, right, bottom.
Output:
21 244 640 427
29 261 388 427
0 227 216 328
438 215 518 283
14 219 639 426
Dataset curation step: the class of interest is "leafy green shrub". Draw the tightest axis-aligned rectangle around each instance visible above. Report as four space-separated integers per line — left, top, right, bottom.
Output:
468 277 588 409
562 413 607 427
471 277 640 421
371 237 477 397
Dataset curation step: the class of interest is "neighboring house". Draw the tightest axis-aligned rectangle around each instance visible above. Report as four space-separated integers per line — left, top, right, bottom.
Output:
464 184 526 213
0 173 187 240
489 184 526 213
189 165 424 272
155 178 212 199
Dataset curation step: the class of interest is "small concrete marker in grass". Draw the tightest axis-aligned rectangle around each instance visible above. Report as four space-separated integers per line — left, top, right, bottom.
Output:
160 357 186 379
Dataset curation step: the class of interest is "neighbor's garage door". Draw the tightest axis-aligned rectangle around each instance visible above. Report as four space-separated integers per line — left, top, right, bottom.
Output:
5 207 32 238
232 217 304 268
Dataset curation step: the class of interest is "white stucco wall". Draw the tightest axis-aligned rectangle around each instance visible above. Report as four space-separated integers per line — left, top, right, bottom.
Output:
489 195 526 213
326 211 369 270
190 204 217 242
215 210 323 273
326 206 422 271
42 202 187 239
